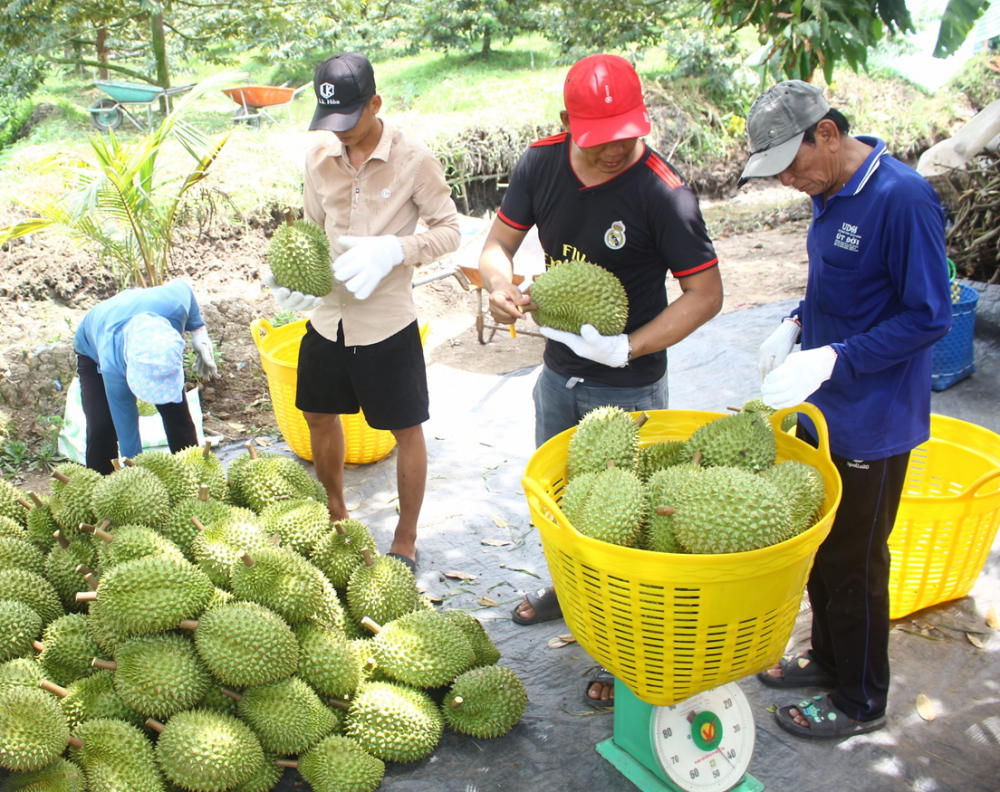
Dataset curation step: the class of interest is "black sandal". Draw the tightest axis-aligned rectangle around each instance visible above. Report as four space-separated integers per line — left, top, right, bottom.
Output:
775 695 886 740
510 586 563 625
582 667 615 709
757 650 837 689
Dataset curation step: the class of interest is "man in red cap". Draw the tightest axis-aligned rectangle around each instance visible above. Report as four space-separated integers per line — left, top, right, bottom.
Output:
478 54 723 705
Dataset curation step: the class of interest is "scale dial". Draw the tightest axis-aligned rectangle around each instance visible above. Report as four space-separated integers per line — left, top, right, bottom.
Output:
650 683 756 792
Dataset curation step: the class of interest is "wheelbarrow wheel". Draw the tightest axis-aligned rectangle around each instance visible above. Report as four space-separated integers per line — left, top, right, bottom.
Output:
90 99 122 131
232 106 261 130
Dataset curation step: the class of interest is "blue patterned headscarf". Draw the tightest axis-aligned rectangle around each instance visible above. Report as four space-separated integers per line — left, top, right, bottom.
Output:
123 314 185 405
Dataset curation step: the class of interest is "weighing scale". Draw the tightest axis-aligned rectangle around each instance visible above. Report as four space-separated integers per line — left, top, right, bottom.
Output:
597 681 763 792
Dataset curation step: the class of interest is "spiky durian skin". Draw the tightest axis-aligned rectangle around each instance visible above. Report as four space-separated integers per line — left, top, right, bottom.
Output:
154 709 264 792
0 659 44 693
162 496 229 562
191 510 269 589
90 466 172 529
372 610 476 688
310 579 347 633
236 676 339 755
561 466 647 548
192 602 299 688
0 516 26 541
531 259 629 337
637 440 692 481
294 622 361 699
230 752 283 792
686 412 777 473
443 665 528 738
346 556 418 626
95 525 186 571
566 406 640 479
0 600 41 663
48 464 100 534
132 451 199 506
438 610 501 668
113 633 212 719
309 520 373 589
0 686 69 772
70 718 163 792
173 446 228 502
0 756 85 792
96 555 214 634
345 681 443 763
672 467 795 554
85 597 141 657
3 569 63 626
268 220 333 298
230 547 326 625
36 614 101 687
761 460 826 533
0 536 46 576
298 734 385 792
233 457 320 513
23 503 58 553
195 684 239 717
259 499 329 556
644 464 703 554
60 670 145 730
43 539 96 613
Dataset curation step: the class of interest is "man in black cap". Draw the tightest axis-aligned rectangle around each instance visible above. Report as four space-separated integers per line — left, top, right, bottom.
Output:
265 52 461 571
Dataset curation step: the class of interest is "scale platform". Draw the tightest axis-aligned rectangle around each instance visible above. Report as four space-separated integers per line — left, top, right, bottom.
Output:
596 682 763 792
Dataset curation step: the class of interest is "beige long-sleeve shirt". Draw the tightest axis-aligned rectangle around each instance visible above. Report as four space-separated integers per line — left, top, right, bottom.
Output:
303 121 461 346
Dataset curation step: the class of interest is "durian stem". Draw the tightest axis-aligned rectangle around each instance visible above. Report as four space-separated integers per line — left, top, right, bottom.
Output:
93 525 113 543
190 516 207 532
361 547 374 567
16 497 31 510
28 492 43 507
245 442 258 460
91 658 116 671
283 210 295 227
123 458 135 467
240 552 255 568
726 405 741 413
656 506 675 516
68 736 83 749
202 440 213 458
39 679 67 697
607 460 617 469
449 696 464 710
275 760 298 769
76 591 98 603
178 620 199 631
360 616 382 634
691 450 703 467
221 687 243 702
52 531 70 550
198 485 209 501
53 471 71 484
32 640 44 653
327 698 351 711
145 718 165 733
634 411 650 429
334 521 346 536
270 533 281 548
82 572 100 591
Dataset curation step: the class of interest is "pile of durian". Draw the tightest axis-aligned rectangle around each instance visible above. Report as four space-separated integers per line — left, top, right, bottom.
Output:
0 443 527 792
559 401 827 555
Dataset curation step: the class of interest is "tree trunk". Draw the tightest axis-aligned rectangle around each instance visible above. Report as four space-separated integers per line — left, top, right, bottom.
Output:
151 11 170 113
96 27 109 81
481 29 491 61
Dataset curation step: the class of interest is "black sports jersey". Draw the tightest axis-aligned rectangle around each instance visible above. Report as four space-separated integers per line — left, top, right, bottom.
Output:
499 132 718 386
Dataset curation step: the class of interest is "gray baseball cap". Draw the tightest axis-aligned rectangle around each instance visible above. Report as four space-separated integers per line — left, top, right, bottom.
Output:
739 81 830 184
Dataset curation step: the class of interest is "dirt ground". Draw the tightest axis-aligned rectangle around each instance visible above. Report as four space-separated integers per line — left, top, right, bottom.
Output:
0 186 810 494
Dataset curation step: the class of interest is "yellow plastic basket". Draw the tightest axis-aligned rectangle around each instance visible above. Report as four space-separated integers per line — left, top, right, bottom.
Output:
250 319 428 465
521 404 842 706
887 414 1000 619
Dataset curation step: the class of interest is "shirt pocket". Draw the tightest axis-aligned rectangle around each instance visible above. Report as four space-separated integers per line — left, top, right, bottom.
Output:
817 255 879 319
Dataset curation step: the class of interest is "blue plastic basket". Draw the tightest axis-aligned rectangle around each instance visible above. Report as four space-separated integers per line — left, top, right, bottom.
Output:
932 283 978 391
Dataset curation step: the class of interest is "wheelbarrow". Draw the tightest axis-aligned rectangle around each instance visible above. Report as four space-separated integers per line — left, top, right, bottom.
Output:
221 84 310 128
90 81 196 132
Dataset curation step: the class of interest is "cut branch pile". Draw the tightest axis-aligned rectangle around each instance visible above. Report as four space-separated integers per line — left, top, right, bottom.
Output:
946 152 1000 285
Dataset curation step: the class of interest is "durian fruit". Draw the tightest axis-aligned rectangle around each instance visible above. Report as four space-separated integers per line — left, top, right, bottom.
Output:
438 610 501 668
290 734 385 792
195 683 239 717
0 600 41 662
267 217 333 298
3 569 63 626
184 602 299 688
23 495 59 552
69 717 164 792
230 547 327 624
90 466 171 529
231 752 282 792
294 622 361 699
346 549 419 626
644 464 703 554
309 519 374 589
191 509 270 589
345 681 443 763
310 578 348 634
0 686 69 771
566 406 641 478
530 259 629 337
91 523 186 571
174 443 228 503
0 516 26 541
368 610 476 688
43 532 96 613
259 499 329 556
230 452 321 513
35 614 100 687
637 440 692 481
105 633 212 719
0 659 45 693
443 665 528 738
561 465 647 547
0 536 46 576
0 481 29 529
130 452 199 506
48 465 100 536
761 460 826 534
54 670 145 730
85 597 140 658
227 677 339 755
686 411 777 473
0 756 85 792
150 709 265 792
88 554 214 634
162 486 229 562
671 467 795 554
740 397 797 433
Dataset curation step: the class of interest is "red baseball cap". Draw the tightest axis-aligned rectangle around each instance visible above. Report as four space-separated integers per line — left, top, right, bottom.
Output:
563 54 651 147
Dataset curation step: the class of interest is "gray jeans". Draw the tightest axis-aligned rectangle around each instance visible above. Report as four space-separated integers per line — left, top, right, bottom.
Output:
532 364 669 447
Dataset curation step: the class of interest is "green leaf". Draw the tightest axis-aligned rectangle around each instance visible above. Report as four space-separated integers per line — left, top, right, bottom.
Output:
934 0 990 58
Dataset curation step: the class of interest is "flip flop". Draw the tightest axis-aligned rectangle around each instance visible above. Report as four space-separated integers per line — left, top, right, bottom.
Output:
386 552 417 572
757 650 837 689
510 586 563 625
775 695 887 740
582 668 615 709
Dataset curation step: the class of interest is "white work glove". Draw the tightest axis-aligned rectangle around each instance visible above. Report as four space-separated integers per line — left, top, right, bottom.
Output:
261 273 324 312
190 326 218 379
539 324 631 368
758 317 802 381
760 346 838 409
332 235 405 301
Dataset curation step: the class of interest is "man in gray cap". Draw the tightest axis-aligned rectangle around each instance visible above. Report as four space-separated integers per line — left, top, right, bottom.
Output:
740 81 952 739
264 52 460 570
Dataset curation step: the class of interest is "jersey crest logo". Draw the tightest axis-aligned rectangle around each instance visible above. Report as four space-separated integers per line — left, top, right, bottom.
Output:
604 221 626 250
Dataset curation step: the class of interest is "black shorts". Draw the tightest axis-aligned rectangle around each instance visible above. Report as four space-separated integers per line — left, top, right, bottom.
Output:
295 320 429 431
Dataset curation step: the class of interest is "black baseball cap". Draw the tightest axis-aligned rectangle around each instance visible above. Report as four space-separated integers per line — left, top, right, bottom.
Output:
310 53 376 132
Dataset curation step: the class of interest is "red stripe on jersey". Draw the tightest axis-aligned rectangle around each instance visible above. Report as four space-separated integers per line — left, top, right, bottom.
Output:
646 154 683 189
673 258 718 278
531 132 569 148
497 208 531 230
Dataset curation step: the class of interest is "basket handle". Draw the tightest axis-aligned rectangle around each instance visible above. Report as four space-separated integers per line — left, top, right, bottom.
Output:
521 475 575 534
771 403 834 464
249 318 274 353
966 467 1000 499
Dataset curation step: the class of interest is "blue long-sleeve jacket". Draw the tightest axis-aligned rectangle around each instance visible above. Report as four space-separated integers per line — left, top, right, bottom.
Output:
793 138 953 460
74 280 205 458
